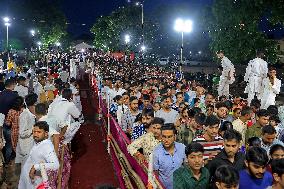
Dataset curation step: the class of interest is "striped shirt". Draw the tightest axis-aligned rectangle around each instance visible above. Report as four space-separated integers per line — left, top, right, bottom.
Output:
193 135 224 161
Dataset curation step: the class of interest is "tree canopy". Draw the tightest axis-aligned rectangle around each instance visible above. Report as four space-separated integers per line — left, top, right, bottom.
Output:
204 0 284 64
90 5 159 53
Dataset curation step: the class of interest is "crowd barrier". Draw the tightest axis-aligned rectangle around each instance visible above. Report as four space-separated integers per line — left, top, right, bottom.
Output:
90 74 164 189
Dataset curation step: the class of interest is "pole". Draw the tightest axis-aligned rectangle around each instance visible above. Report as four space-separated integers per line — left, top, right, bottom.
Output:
179 31 184 78
141 3 145 60
6 25 9 49
107 93 111 154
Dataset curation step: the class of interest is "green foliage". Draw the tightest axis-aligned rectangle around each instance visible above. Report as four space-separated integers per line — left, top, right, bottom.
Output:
12 0 67 49
90 5 159 52
204 0 284 64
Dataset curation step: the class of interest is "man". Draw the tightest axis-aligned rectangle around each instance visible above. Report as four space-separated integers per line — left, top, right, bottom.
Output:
268 159 284 189
216 51 235 98
269 144 284 160
0 79 19 164
239 147 272 189
17 93 38 164
47 88 81 136
207 129 245 177
244 50 268 106
127 117 164 163
108 78 126 102
232 106 253 146
35 103 60 156
214 165 240 189
177 110 206 146
260 125 284 153
215 102 233 123
121 96 140 135
193 115 224 163
153 123 186 189
156 96 179 124
260 67 281 109
245 109 270 144
14 76 29 98
173 142 210 189
131 109 154 141
18 121 59 189
0 78 18 116
138 94 153 111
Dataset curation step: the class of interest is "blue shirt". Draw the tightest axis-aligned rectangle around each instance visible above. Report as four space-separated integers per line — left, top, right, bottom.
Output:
131 123 146 141
153 142 186 189
239 170 272 189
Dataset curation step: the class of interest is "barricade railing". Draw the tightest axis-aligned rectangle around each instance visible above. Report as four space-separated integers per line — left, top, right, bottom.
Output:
90 73 164 189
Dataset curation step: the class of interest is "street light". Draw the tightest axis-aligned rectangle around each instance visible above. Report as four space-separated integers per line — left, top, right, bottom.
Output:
125 34 130 44
37 41 42 50
141 45 146 51
3 17 11 49
174 18 193 77
55 42 61 47
30 29 35 37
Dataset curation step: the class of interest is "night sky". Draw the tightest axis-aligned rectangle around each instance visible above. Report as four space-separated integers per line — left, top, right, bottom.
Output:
62 0 213 36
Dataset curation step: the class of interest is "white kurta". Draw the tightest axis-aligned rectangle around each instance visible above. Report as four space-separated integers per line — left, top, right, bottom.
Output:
16 108 36 164
14 84 29 98
218 56 235 97
260 77 281 109
70 59 77 79
47 98 81 131
18 139 59 189
244 57 268 104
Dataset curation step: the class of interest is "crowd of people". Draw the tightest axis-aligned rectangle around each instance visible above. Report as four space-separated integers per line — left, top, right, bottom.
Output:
0 51 85 189
97 50 284 189
0 48 283 189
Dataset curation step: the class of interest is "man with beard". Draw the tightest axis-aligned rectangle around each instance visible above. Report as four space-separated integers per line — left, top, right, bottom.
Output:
173 142 210 188
239 147 272 189
156 96 179 124
131 109 154 141
153 123 186 189
206 129 245 177
121 96 140 136
18 121 59 189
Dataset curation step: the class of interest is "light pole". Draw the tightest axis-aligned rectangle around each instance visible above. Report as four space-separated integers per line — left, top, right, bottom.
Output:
124 34 130 61
136 2 144 46
174 19 193 77
3 17 11 50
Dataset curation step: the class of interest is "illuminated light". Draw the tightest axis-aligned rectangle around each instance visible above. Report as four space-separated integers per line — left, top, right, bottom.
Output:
3 17 10 22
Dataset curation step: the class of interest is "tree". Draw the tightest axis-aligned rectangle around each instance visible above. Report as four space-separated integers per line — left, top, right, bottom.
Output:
90 5 159 53
204 0 284 64
10 0 67 49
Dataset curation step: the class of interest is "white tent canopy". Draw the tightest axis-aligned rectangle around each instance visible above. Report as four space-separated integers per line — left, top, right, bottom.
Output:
73 42 94 51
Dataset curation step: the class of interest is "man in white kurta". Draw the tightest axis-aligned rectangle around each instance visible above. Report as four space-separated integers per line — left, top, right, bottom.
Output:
47 88 81 136
244 51 268 105
216 51 235 97
18 121 59 189
69 58 77 80
260 67 281 109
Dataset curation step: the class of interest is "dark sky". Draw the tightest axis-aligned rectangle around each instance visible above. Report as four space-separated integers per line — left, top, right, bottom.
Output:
62 0 213 36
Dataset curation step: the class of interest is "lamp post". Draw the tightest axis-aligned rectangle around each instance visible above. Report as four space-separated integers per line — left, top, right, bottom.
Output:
136 2 144 47
124 34 130 61
3 17 11 50
174 19 193 78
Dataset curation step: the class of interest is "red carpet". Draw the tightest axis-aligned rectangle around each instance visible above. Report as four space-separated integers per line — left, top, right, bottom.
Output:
70 81 119 189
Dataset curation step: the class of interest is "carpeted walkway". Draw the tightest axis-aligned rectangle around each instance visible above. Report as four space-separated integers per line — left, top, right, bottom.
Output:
70 81 119 189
